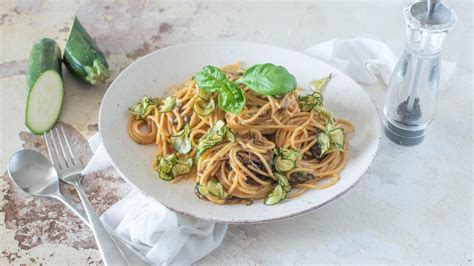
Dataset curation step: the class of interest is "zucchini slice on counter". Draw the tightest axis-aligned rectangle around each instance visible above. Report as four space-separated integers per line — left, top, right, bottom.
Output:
63 17 109 85
25 38 64 135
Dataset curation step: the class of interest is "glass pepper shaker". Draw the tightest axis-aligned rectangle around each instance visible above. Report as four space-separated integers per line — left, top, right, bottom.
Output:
383 0 456 146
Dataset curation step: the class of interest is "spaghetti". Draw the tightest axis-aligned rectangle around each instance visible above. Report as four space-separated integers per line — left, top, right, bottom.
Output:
127 63 353 205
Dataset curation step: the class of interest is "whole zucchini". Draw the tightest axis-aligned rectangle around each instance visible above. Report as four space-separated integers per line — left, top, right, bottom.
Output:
63 17 109 85
25 38 64 135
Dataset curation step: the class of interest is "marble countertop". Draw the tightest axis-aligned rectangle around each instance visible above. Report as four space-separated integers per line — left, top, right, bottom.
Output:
0 1 472 264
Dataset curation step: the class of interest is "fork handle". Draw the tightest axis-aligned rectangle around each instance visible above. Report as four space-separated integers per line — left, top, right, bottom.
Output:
72 180 128 266
51 193 148 265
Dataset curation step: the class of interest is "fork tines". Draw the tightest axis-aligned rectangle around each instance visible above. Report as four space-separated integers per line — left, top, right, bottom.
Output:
44 127 79 170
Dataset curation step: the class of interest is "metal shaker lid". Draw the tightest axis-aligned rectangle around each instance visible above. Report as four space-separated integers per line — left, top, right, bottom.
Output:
405 0 456 32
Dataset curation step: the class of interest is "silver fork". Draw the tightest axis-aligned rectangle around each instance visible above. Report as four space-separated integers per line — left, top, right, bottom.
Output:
45 127 128 266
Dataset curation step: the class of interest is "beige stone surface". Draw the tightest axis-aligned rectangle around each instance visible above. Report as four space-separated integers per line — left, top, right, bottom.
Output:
1 0 472 264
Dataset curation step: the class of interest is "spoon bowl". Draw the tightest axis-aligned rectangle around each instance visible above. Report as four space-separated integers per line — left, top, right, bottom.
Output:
7 149 147 265
8 149 60 196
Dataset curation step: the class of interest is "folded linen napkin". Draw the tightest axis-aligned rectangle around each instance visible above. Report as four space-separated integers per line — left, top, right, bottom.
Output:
82 134 227 266
82 37 455 266
304 37 455 87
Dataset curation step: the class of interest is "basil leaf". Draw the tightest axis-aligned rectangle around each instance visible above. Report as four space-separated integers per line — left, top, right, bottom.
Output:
238 63 297 96
196 120 234 158
218 81 245 114
193 66 228 93
129 96 156 119
159 96 177 113
194 66 245 114
170 124 192 154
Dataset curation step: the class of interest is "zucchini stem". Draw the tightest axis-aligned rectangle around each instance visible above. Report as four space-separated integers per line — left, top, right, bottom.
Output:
85 59 109 85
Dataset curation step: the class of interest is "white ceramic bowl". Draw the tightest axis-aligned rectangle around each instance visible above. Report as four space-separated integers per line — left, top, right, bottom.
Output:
99 41 381 223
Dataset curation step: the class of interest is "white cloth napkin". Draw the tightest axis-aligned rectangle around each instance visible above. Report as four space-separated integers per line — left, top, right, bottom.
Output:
82 37 455 266
304 37 455 87
82 134 227 266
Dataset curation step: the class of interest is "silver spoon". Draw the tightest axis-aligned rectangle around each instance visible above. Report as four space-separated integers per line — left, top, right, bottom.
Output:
7 149 148 265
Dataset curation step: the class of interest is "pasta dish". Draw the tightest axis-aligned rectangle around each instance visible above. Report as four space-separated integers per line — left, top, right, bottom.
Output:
127 63 353 205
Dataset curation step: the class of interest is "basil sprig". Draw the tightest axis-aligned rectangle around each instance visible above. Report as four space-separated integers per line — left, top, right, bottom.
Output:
193 64 298 114
217 81 245 115
193 66 228 93
237 63 297 96
194 66 245 114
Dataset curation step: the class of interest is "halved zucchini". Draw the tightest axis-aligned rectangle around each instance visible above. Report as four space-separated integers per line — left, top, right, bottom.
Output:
63 17 109 85
25 38 63 135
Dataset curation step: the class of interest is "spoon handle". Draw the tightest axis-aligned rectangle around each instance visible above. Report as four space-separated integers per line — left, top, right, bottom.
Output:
51 193 90 226
72 180 128 266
